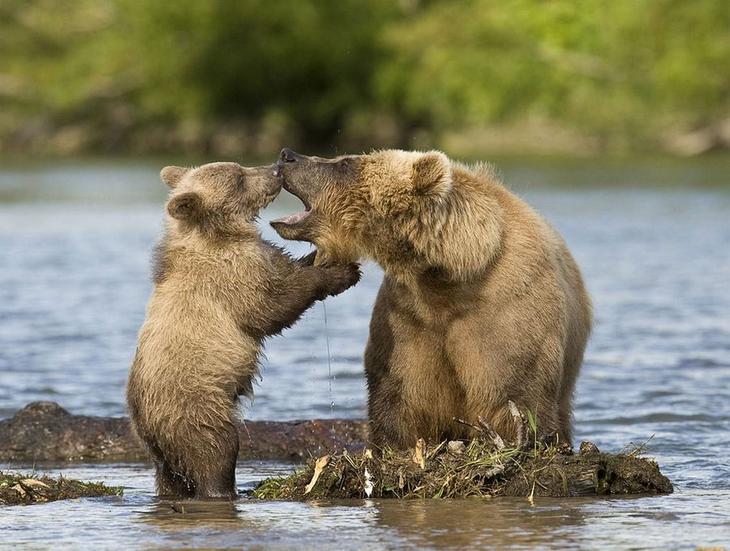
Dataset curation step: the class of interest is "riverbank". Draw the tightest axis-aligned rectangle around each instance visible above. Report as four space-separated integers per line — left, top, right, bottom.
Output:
1 402 673 500
3 117 730 160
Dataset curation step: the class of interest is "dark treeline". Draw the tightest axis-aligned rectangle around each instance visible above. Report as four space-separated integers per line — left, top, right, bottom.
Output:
1 0 728 157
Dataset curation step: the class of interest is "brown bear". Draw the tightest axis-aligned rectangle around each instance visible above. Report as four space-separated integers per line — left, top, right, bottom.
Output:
127 161 360 499
271 148 592 449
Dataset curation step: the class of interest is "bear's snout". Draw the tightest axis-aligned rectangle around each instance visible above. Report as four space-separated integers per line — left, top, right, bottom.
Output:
280 148 300 163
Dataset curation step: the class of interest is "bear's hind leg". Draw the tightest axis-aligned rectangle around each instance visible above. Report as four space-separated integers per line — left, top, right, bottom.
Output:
193 425 240 500
155 460 194 499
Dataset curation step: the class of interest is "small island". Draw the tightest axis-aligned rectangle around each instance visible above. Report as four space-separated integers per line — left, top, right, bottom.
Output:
0 472 122 506
254 413 672 500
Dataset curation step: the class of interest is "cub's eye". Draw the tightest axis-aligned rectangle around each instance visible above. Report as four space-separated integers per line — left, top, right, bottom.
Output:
335 158 355 176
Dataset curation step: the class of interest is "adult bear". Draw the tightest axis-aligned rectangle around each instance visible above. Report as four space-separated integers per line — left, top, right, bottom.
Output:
272 148 592 448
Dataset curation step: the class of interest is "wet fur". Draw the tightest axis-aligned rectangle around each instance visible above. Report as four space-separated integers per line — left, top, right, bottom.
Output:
127 163 359 499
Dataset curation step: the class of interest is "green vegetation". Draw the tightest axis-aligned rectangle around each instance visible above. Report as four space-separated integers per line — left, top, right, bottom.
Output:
1 0 728 157
0 471 123 505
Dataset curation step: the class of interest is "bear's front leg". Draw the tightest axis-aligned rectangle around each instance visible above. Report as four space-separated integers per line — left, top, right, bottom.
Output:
295 250 318 267
252 262 361 338
363 287 421 449
364 279 473 449
365 370 417 449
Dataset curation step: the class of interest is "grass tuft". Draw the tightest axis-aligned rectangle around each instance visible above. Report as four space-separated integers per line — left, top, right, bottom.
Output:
252 427 673 501
0 471 123 506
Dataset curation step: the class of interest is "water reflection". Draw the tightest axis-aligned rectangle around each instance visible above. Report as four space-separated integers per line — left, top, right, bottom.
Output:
143 498 242 523
1 160 730 548
369 498 587 549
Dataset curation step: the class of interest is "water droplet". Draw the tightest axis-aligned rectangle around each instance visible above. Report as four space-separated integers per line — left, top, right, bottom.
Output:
323 302 334 412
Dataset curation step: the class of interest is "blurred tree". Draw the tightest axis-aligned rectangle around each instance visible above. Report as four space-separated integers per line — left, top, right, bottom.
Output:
116 0 397 139
0 0 728 155
378 0 730 152
0 0 397 152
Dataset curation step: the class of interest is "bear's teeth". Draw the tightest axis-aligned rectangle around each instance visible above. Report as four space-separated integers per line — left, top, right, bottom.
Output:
273 211 309 225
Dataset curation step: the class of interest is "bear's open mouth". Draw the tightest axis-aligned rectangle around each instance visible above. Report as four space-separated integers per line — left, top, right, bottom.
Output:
272 185 311 226
272 209 310 225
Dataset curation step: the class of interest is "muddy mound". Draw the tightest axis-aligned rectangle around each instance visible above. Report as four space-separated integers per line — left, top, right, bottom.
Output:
254 438 672 500
0 472 123 506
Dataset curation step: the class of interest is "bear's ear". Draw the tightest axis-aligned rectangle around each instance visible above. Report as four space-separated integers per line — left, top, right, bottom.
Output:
160 166 188 189
167 191 203 222
411 151 452 199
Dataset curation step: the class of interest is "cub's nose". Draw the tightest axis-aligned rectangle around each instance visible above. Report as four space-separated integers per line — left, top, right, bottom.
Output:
280 148 298 163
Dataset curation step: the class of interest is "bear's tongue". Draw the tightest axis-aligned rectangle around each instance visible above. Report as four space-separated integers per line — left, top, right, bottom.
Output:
272 210 310 225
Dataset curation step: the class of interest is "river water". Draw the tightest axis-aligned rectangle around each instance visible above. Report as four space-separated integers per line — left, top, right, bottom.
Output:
1 157 729 549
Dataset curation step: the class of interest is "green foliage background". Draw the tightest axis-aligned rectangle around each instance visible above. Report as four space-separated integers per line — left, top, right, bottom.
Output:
0 0 728 156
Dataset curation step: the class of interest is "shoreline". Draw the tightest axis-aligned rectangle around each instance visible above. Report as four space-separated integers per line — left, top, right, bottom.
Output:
1 402 674 501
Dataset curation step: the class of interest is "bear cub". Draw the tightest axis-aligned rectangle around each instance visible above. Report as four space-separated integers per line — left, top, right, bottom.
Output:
127 161 360 499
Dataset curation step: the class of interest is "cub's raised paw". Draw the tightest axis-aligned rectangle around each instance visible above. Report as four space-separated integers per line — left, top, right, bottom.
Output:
321 263 361 297
297 250 318 267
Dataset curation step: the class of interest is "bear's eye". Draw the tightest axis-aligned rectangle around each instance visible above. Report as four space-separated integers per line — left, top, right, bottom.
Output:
335 158 354 174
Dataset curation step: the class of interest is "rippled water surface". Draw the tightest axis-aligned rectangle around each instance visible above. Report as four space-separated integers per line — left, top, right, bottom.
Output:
1 158 729 549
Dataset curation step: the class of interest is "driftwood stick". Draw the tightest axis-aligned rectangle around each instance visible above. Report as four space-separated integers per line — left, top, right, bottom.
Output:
507 400 528 450
477 416 506 451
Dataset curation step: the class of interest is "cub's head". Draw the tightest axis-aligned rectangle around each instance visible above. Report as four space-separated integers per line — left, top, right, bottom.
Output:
161 162 281 236
270 148 453 266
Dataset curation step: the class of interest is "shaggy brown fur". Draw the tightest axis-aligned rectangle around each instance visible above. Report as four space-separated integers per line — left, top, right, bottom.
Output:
272 149 591 449
128 162 360 499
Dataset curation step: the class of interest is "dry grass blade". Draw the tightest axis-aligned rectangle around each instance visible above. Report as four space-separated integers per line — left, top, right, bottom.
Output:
412 438 426 469
363 467 374 497
20 479 50 489
427 441 447 459
477 416 506 450
625 435 655 457
508 400 528 450
304 455 330 494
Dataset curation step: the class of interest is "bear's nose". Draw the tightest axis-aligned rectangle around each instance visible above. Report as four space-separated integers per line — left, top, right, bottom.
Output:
280 148 298 163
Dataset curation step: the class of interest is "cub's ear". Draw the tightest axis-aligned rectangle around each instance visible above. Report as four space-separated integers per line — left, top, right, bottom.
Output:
160 166 188 189
411 151 452 199
167 191 203 222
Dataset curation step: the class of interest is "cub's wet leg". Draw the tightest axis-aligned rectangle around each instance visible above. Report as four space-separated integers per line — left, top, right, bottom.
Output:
155 460 194 499
193 425 240 500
